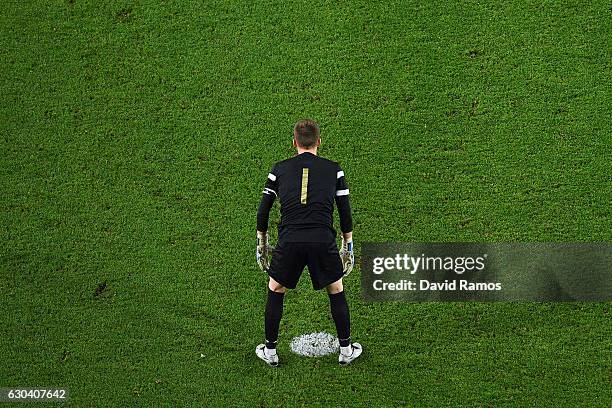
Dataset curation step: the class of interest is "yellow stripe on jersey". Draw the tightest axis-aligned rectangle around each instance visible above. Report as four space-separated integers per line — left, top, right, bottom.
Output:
300 168 309 204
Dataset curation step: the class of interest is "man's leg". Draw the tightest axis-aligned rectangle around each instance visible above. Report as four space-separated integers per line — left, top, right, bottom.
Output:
256 277 285 366
265 277 286 350
326 279 350 346
327 279 362 365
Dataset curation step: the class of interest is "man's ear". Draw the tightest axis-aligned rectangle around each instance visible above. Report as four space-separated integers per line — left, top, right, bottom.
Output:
292 138 297 148
317 137 321 147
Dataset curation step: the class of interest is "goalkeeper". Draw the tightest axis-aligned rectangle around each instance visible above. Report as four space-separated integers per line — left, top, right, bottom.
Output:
255 119 362 367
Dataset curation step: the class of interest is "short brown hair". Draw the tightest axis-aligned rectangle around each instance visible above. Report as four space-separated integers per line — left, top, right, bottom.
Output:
293 119 320 148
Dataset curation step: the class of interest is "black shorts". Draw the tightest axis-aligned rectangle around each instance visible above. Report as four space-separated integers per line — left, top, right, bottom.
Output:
267 241 344 290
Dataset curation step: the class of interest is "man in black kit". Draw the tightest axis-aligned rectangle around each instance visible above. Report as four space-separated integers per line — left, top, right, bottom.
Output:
255 119 362 367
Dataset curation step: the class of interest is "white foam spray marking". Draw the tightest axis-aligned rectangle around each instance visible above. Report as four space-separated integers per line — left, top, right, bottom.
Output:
290 332 339 357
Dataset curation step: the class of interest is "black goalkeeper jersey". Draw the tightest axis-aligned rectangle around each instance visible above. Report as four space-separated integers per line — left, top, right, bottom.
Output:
257 152 353 243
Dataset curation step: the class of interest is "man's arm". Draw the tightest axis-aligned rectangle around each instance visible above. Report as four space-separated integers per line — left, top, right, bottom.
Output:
256 168 278 271
257 195 274 234
335 165 355 275
257 169 278 233
335 167 353 237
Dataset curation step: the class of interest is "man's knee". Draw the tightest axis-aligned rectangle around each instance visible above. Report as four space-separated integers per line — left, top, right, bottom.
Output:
268 277 286 293
326 279 344 294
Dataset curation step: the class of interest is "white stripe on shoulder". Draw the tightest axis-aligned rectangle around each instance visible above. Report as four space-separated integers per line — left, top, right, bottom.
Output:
263 188 277 197
267 173 277 181
337 171 344 179
336 189 349 196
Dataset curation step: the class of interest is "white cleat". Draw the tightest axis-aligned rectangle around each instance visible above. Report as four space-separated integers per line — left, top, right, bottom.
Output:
339 343 362 366
256 344 279 367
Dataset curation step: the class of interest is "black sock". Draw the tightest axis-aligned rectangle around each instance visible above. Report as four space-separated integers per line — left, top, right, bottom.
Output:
329 291 351 347
264 289 284 349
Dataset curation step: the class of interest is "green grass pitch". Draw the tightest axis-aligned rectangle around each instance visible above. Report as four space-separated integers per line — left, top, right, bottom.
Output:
1 0 610 406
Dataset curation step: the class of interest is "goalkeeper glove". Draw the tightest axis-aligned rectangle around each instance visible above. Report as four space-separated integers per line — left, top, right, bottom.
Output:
339 239 354 276
256 231 274 272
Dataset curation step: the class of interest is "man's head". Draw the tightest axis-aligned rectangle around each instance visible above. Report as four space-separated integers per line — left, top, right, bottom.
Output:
293 119 321 150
